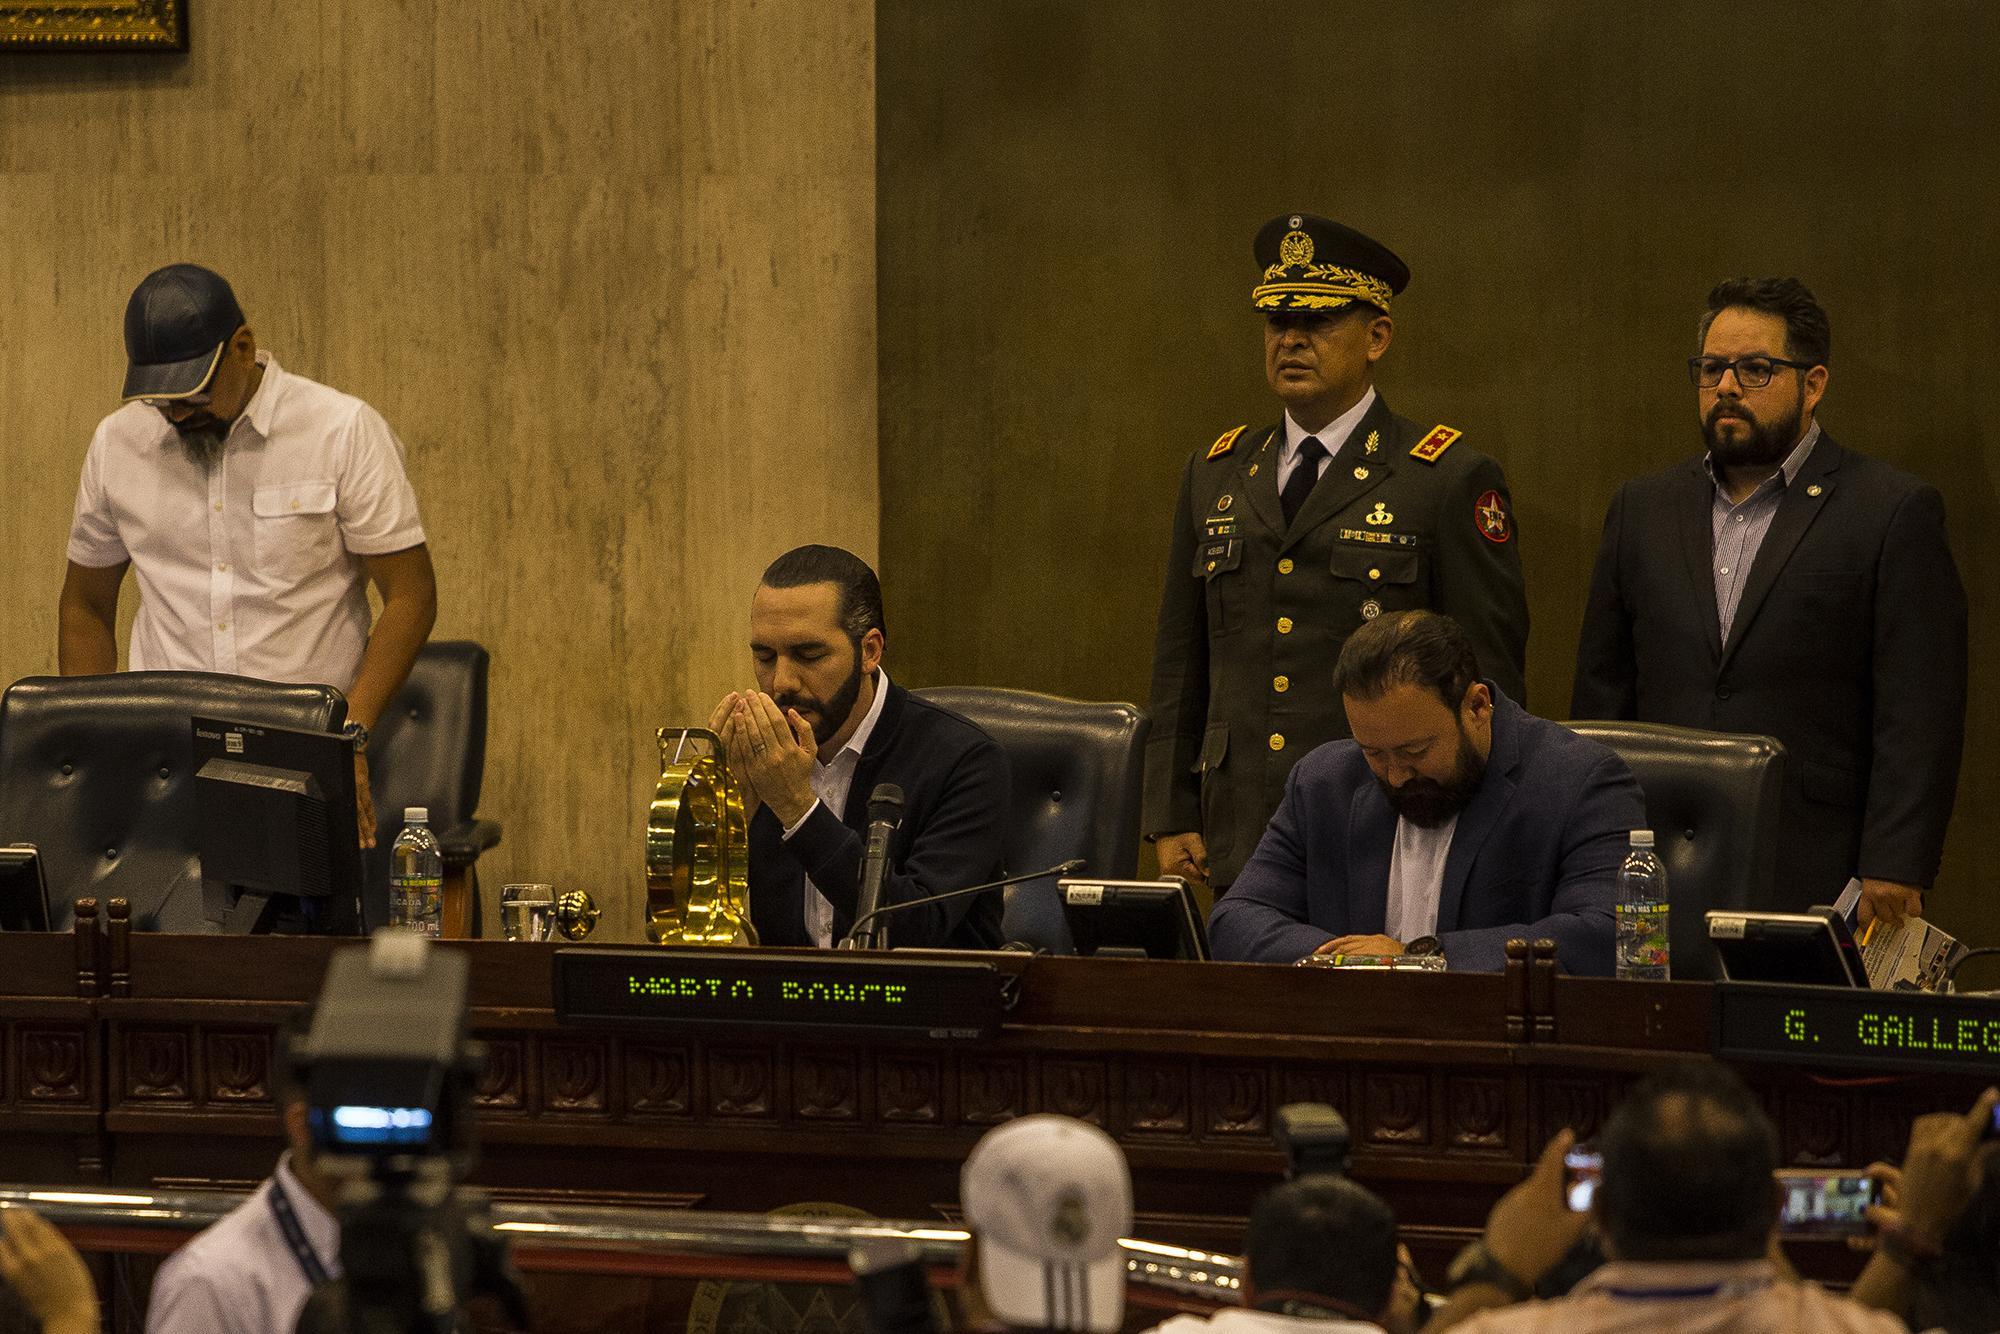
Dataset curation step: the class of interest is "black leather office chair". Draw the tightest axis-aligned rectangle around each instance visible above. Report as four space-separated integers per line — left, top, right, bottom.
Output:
1564 720 1786 981
0 672 345 932
363 641 501 936
914 686 1149 953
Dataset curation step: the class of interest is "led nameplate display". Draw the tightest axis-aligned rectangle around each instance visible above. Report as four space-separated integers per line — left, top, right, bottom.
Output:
553 949 1005 1039
1714 982 2000 1076
329 1105 434 1146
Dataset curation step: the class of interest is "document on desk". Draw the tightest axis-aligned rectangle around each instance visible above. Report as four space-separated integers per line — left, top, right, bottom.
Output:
1834 878 1968 991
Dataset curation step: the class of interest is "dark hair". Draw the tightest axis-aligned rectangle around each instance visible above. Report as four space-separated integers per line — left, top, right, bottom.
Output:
1331 610 1479 710
1596 1060 1778 1261
1911 1153 2000 1334
1699 277 1831 367
759 545 885 644
1244 1176 1399 1319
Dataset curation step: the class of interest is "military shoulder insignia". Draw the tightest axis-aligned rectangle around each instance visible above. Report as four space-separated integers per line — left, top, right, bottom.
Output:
1410 424 1461 464
1207 425 1248 460
1475 489 1512 544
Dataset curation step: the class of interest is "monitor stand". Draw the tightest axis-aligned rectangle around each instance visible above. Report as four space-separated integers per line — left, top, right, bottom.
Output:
202 880 294 934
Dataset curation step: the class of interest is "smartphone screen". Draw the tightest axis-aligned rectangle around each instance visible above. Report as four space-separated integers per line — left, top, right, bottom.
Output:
1776 1170 1881 1236
1564 1147 1602 1213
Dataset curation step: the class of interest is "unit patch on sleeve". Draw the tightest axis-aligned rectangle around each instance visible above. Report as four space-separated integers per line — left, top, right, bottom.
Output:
1207 425 1248 460
1409 424 1461 464
1475 489 1512 544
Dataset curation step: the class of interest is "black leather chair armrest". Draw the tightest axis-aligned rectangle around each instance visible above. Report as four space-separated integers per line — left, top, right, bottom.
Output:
437 818 502 867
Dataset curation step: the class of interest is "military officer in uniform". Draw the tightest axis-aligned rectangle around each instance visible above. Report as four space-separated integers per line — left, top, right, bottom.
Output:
1145 213 1530 892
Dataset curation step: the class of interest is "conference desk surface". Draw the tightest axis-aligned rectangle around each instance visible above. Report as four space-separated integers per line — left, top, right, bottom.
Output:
0 917 1982 1275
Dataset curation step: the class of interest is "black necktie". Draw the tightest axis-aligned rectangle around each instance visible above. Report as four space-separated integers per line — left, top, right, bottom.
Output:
1281 437 1327 526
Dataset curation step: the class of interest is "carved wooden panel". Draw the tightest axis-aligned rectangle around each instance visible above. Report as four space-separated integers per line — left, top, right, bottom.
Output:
20 1027 87 1103
1041 1057 1107 1127
1359 1070 1430 1147
877 1053 942 1125
1121 1059 1190 1136
475 1037 528 1112
205 1030 272 1104
708 1047 774 1119
1538 1076 1615 1145
1202 1063 1268 1137
625 1043 692 1118
1275 1064 1349 1118
1779 1092 1846 1167
123 1028 191 1103
959 1056 1024 1126
793 1048 860 1122
1446 1075 1508 1151
541 1038 608 1115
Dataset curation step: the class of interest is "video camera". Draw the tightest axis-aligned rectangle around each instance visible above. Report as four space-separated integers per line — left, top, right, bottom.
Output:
1274 1102 1352 1179
291 932 525 1334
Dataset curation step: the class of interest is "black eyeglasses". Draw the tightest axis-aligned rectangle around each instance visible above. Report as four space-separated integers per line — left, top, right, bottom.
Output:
1687 355 1814 389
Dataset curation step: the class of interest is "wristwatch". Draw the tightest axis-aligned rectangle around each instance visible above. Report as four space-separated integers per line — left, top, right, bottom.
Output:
1445 1240 1530 1301
340 720 371 754
1406 935 1443 957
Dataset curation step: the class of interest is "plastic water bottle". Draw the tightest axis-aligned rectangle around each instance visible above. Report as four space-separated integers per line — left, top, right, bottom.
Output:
389 807 443 938
1614 830 1670 981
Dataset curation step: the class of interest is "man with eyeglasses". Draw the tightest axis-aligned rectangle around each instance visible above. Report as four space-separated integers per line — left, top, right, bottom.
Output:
58 264 437 850
1573 277 1966 929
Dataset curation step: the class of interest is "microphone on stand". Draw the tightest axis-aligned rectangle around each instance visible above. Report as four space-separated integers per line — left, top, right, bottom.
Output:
842 784 904 951
837 858 1087 951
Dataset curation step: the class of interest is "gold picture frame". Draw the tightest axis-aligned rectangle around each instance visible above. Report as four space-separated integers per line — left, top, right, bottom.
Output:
0 1 187 51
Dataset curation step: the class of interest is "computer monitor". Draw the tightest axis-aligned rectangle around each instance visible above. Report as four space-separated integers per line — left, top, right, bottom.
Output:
1707 908 1869 988
193 716 364 935
0 845 52 932
1059 877 1209 960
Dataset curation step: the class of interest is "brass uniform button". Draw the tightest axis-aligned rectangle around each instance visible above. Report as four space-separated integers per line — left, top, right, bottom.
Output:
1207 560 1217 572
1269 733 1285 751
1277 558 1294 574
1277 616 1293 634
1368 567 1381 580
1273 675 1290 693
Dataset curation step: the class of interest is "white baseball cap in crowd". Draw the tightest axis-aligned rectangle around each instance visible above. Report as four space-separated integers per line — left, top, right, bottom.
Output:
960 1114 1132 1333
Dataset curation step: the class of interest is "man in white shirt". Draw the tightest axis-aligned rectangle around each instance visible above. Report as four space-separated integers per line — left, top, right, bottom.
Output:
1210 611 1642 973
147 1048 341 1334
58 264 437 846
1147 1175 1422 1334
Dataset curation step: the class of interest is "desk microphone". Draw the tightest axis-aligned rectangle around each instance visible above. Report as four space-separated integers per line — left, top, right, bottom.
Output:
837 858 1087 951
843 784 905 951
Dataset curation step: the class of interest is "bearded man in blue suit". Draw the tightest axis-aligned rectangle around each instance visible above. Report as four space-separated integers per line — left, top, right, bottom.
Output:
1212 611 1644 974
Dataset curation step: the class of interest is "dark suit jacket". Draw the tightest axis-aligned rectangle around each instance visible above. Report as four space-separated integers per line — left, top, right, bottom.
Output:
748 680 1008 949
1145 395 1530 887
1571 434 1967 904
1210 689 1644 974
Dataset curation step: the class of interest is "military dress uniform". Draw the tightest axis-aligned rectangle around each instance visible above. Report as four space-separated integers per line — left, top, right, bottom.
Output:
1143 215 1530 889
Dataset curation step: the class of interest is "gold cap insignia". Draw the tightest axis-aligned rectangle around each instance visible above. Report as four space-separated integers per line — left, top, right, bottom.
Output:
1278 230 1314 267
1207 424 1247 460
1410 425 1461 464
1365 502 1394 526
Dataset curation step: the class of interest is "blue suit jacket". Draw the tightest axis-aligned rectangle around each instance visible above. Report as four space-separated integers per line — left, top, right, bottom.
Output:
1210 689 1644 974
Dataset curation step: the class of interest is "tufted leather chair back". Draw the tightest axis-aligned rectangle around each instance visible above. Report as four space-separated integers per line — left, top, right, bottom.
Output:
914 686 1149 953
1564 720 1785 981
362 641 492 928
0 672 345 932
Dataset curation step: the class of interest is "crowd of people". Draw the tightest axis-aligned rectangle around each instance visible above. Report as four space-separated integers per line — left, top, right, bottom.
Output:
0 1060 1990 1332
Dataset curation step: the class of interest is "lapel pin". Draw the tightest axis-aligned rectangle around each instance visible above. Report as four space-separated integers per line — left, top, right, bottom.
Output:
1353 465 1370 480
1364 431 1380 456
1806 483 1823 497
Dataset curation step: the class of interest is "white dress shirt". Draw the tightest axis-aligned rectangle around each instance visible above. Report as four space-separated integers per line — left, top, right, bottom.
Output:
1384 813 1457 942
146 1155 341 1334
1276 387 1378 492
783 668 891 946
67 352 426 692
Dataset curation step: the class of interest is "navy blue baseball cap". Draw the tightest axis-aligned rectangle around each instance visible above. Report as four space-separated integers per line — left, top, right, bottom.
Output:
120 264 245 402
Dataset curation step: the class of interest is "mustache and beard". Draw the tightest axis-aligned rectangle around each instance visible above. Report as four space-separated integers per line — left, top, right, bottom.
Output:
772 649 866 741
1701 385 1805 470
165 410 231 468
1379 724 1487 827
